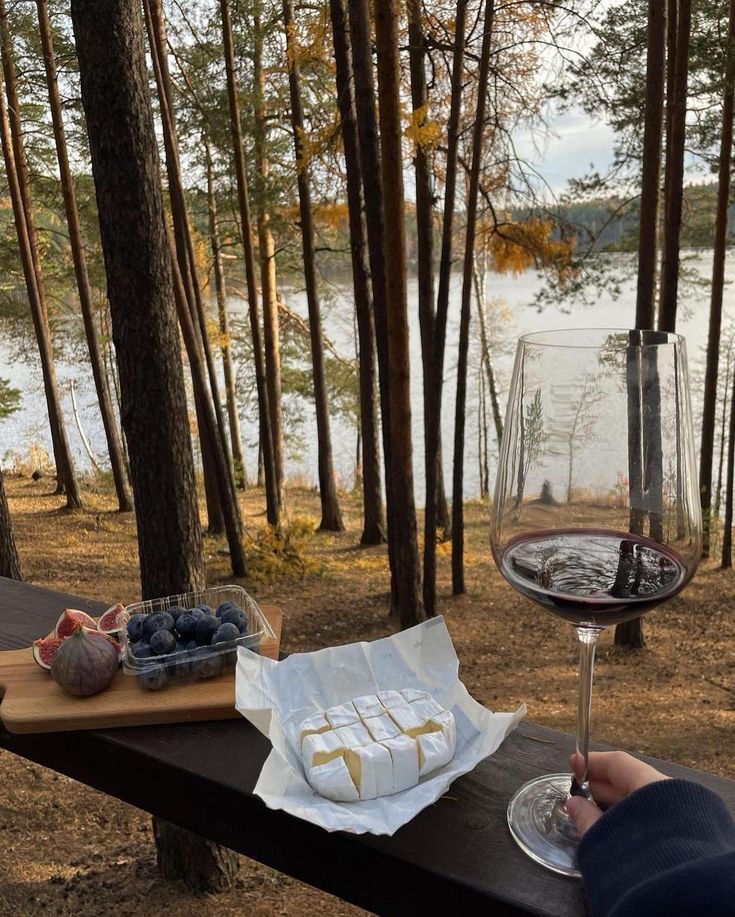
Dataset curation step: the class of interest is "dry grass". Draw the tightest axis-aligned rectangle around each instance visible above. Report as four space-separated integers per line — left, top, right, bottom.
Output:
1 474 734 915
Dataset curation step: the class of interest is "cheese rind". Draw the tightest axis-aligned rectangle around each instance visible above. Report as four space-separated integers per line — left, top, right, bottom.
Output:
336 723 372 748
377 690 404 709
364 712 401 742
381 734 420 793
353 694 385 719
299 712 330 744
307 757 359 802
388 703 435 737
345 742 393 800
325 701 359 728
417 730 453 776
302 729 345 768
429 709 457 754
410 696 444 721
400 688 428 704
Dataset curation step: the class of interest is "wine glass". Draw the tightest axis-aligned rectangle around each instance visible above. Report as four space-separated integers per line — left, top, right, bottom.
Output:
490 329 702 876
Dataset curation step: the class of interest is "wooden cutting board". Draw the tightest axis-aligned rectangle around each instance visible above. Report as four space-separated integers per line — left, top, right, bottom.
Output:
0 605 282 735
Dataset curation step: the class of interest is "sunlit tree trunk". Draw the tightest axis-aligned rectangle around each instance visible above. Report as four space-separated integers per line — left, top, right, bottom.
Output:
72 0 240 890
253 7 286 514
144 0 245 560
374 0 424 628
0 469 21 580
283 0 344 532
634 0 666 329
205 142 247 491
329 0 384 545
658 0 691 331
699 0 735 558
36 0 131 512
0 1 83 510
349 0 399 607
220 0 278 527
452 0 494 595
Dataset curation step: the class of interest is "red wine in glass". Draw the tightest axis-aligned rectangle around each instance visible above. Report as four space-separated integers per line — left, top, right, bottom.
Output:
500 528 691 628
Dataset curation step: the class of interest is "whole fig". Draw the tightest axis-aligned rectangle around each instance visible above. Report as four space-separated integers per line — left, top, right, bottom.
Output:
50 625 120 697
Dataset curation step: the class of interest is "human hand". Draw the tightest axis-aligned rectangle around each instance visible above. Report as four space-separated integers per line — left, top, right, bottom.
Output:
566 751 669 838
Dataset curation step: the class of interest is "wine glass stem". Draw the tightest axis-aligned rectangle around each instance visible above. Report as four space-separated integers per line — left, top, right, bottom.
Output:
572 627 600 798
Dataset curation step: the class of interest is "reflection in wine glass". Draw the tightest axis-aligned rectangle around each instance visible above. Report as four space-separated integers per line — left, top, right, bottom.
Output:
491 329 702 876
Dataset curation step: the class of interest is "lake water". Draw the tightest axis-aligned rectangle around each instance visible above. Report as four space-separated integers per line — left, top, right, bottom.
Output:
2 250 734 504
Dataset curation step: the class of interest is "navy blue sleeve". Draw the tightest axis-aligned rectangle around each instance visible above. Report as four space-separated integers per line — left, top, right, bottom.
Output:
576 779 735 917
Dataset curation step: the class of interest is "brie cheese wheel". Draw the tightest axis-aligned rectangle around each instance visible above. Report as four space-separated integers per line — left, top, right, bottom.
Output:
308 756 359 802
325 700 360 728
299 691 456 802
364 712 401 742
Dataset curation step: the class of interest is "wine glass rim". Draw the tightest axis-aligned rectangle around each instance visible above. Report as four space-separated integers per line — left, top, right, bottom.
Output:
519 328 685 350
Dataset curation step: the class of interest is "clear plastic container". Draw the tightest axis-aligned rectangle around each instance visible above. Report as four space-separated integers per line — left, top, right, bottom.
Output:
120 585 273 690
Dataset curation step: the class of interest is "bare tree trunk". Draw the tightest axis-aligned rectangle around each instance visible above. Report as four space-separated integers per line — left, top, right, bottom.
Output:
658 0 691 332
36 0 132 512
722 365 735 569
72 0 240 889
715 349 732 528
0 1 83 510
329 0 385 545
374 0 424 628
144 0 246 573
635 0 666 329
349 0 399 607
283 0 344 532
699 0 735 558
253 7 286 514
0 468 21 580
473 261 503 443
205 141 247 491
220 0 278 527
452 0 494 596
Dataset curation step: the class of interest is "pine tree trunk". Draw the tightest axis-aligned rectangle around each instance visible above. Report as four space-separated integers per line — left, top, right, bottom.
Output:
374 0 424 628
722 365 735 569
452 0 494 596
329 0 385 546
144 0 246 574
634 0 666 329
205 143 247 491
700 0 735 558
658 0 691 332
0 1 83 511
0 468 21 580
253 9 286 515
348 0 399 608
283 0 344 532
71 0 240 889
220 0 278 527
36 0 132 513
715 351 731 525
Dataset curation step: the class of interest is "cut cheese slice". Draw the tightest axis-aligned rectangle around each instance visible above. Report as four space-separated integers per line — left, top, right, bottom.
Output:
353 694 385 719
388 703 439 738
299 712 330 744
344 742 393 800
410 695 444 721
302 728 345 768
325 700 359 728
417 730 453 776
307 756 359 802
364 712 400 742
377 690 404 709
429 709 457 755
381 734 420 793
400 687 428 704
336 723 372 748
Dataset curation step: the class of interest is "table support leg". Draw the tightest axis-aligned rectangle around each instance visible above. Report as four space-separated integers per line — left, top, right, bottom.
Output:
152 816 240 891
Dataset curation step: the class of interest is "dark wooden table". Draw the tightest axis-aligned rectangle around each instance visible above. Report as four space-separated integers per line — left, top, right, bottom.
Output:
1 575 734 916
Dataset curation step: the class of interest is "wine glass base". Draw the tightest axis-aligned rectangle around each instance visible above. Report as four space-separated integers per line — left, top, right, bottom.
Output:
507 773 582 877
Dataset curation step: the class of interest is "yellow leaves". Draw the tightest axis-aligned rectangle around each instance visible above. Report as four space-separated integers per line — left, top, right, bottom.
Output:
483 218 578 286
404 102 442 153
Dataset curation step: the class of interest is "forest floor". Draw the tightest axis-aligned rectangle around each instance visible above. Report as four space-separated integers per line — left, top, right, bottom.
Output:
1 473 734 916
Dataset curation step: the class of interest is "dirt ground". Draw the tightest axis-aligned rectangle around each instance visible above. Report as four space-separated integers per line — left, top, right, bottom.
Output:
1 474 734 916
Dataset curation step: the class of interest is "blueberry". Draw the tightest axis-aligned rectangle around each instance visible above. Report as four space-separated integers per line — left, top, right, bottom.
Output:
192 654 223 680
126 613 146 643
175 613 197 640
212 622 240 645
190 607 207 622
195 616 220 645
216 601 237 618
166 659 192 684
220 607 247 630
131 640 153 659
183 639 198 652
198 604 214 616
168 605 187 622
150 629 176 656
140 666 168 690
142 612 175 639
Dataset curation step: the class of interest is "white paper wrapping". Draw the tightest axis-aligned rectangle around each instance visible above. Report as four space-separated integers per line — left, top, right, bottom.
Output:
235 616 526 836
